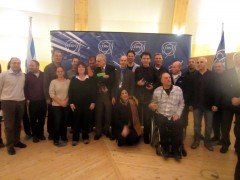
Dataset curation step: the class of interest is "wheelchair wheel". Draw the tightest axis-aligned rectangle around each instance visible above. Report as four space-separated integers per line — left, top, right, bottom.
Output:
156 144 162 156
150 116 159 147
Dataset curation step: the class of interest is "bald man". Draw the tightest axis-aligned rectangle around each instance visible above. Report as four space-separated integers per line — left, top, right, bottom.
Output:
0 57 27 155
190 57 218 151
112 55 135 104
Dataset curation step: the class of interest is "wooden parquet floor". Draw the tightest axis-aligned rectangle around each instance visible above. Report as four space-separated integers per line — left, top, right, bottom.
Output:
0 113 237 180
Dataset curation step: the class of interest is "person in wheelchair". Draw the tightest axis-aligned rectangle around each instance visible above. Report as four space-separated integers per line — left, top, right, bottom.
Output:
149 72 184 160
113 89 142 146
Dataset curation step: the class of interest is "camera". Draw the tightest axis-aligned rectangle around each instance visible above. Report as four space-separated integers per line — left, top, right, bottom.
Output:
144 80 153 87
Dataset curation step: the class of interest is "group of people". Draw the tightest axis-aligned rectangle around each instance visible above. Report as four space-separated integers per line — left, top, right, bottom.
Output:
0 49 240 179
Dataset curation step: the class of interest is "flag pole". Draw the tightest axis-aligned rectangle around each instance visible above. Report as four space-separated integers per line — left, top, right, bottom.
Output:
29 17 32 27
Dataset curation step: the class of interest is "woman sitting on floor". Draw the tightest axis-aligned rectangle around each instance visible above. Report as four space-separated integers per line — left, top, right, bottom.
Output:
113 89 142 146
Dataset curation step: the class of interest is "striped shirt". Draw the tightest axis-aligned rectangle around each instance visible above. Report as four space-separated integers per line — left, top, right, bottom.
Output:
151 85 184 119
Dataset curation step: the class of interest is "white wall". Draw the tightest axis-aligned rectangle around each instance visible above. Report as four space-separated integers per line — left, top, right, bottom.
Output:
88 0 174 33
0 0 74 71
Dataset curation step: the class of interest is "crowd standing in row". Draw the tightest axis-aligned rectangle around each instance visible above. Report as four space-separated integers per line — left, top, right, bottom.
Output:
0 50 240 179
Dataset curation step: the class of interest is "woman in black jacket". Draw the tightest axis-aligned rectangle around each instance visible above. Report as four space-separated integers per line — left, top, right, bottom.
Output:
68 62 96 146
113 89 142 146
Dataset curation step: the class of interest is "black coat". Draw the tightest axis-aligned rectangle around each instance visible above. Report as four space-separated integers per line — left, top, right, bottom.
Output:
221 68 240 112
190 70 219 110
94 64 116 96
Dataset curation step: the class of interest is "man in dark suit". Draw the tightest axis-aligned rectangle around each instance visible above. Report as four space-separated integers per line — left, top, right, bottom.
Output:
221 52 240 155
94 53 116 140
112 55 135 104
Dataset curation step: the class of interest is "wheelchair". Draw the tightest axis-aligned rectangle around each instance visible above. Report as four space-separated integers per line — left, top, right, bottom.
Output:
150 113 187 159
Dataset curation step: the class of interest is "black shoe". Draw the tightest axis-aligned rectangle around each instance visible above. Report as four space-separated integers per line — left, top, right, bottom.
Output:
38 135 46 140
182 148 187 157
144 136 150 144
48 134 53 140
32 136 39 143
7 147 16 155
14 142 27 148
0 138 5 148
174 152 182 160
220 146 228 153
162 150 169 158
94 134 102 140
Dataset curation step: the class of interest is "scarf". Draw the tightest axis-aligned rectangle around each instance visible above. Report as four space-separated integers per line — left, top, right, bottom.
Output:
129 98 142 136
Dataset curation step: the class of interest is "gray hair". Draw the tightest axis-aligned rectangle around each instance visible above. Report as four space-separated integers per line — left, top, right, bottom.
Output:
96 53 107 62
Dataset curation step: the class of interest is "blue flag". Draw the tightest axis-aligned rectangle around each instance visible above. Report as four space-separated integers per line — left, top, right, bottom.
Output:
26 17 36 72
213 29 227 69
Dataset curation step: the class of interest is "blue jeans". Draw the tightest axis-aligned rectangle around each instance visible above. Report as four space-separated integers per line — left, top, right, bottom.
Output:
52 106 68 142
193 108 213 145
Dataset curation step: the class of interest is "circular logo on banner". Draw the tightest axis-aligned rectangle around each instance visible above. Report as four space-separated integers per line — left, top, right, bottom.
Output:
65 40 80 53
214 49 226 63
162 42 177 58
130 41 146 55
98 40 114 54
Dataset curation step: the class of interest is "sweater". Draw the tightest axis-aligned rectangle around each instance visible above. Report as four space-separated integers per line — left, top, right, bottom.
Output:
0 70 25 101
49 79 70 106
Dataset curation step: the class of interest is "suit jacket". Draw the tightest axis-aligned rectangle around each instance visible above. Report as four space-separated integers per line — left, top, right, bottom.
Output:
94 64 116 96
221 68 240 112
112 68 135 99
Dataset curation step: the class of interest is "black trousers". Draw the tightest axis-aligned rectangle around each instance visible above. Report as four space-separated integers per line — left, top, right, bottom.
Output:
67 106 74 129
72 106 90 141
52 106 68 142
138 102 152 141
95 93 112 135
181 105 189 127
155 113 183 152
212 110 223 140
221 109 235 148
23 103 31 135
47 104 54 136
234 113 240 180
29 100 47 137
